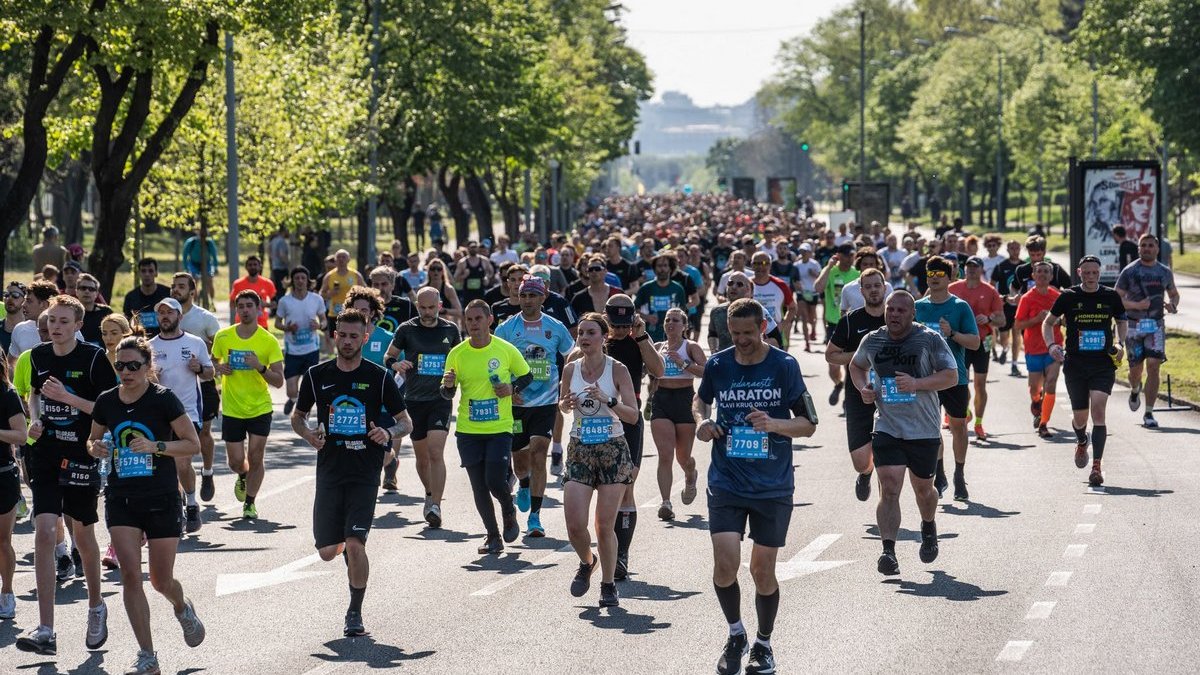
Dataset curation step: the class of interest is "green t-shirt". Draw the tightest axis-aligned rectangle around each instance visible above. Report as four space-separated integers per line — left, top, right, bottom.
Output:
633 280 687 342
445 336 530 435
212 325 283 419
823 266 860 325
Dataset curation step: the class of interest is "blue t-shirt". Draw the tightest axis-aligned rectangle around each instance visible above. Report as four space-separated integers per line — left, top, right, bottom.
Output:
363 324 395 366
914 295 978 385
698 346 809 500
684 265 703 316
494 313 574 407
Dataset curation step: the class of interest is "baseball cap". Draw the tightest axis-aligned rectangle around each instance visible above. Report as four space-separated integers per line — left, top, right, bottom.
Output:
799 243 812 252
64 260 83 271
155 297 183 314
605 303 634 326
836 244 855 255
965 256 984 267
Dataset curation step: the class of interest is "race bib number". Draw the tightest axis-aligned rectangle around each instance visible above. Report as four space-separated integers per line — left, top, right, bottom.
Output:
879 377 916 404
1136 319 1159 334
580 416 612 444
294 328 314 346
466 278 482 290
469 398 500 423
727 426 768 459
1078 330 1106 352
923 321 943 335
329 404 367 437
114 448 153 478
529 359 550 382
650 295 672 312
140 310 159 330
417 353 446 377
228 350 253 370
662 358 683 378
58 458 101 488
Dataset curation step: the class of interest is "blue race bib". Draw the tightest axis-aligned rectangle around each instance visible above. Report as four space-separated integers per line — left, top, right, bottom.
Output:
1078 330 1105 352
663 358 683 378
727 426 768 459
879 377 916 404
469 398 500 422
417 353 446 377
295 328 314 346
580 416 612 444
228 350 253 370
329 403 367 437
114 448 153 478
1136 319 1158 334
140 310 159 330
650 295 672 312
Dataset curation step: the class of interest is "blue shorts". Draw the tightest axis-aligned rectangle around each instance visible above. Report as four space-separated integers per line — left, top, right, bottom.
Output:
1025 353 1054 374
284 351 321 379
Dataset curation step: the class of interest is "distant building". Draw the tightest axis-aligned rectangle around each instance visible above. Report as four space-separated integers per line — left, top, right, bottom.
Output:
634 91 760 156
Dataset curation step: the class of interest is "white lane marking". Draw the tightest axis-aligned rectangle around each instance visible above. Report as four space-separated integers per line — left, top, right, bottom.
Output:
1025 601 1056 620
1087 485 1106 494
1046 571 1073 586
1074 523 1096 534
743 533 853 582
996 640 1034 662
1082 504 1102 515
215 552 328 596
300 662 344 675
217 474 315 515
1063 544 1088 558
470 544 575 597
639 479 683 509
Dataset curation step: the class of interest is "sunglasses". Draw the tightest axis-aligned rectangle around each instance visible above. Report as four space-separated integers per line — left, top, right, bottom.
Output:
587 266 605 273
77 285 98 292
752 261 770 267
727 281 747 287
114 360 146 372
926 270 948 278
3 292 25 299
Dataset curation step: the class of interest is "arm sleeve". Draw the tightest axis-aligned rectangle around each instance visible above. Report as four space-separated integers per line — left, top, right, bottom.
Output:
556 323 574 356
390 325 406 352
162 389 186 421
929 333 957 371
90 393 109 427
1049 292 1069 317
266 334 284 364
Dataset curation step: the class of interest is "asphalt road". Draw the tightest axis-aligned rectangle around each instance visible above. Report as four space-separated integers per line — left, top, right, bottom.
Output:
5 336 1199 674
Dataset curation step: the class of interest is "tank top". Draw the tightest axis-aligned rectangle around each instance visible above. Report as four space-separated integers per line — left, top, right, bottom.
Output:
658 339 695 382
569 356 623 442
606 335 645 400
461 258 488 301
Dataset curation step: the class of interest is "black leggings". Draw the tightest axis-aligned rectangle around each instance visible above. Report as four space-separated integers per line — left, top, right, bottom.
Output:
458 433 515 538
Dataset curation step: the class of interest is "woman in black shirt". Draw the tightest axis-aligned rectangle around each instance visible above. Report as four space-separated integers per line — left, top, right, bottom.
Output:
0 358 28 621
88 336 205 673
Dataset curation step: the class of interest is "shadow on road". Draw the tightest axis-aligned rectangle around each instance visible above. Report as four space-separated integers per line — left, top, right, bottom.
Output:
461 552 550 575
940 500 1020 519
220 518 297 534
311 636 435 668
883 570 1007 601
376 491 424 508
1142 425 1200 435
576 605 672 634
976 436 1038 451
664 514 708 531
617 578 701 603
862 524 959 542
1092 484 1174 498
404 527 473 544
370 511 414 530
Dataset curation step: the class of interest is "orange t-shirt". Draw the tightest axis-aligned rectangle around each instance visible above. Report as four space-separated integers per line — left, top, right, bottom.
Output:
948 280 1003 337
230 276 276 328
1015 286 1062 355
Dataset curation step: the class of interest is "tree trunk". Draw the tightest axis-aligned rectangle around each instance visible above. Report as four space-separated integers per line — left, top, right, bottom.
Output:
464 173 493 242
437 167 469 247
483 168 520 240
89 186 136 296
50 156 91 245
388 176 417 255
356 201 370 272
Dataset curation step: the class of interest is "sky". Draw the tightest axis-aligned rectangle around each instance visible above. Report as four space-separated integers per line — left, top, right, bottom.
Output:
621 0 850 107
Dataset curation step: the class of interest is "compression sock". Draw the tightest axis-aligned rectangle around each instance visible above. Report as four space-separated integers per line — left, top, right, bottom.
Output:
954 462 964 477
714 580 742 628
186 491 197 507
1074 425 1088 444
754 590 780 645
882 539 896 555
348 585 365 614
1092 425 1107 461
974 414 983 426
1040 394 1056 425
530 496 543 514
519 476 531 489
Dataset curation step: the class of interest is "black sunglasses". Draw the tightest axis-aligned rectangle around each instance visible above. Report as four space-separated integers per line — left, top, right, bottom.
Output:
587 266 605 273
3 291 25 299
113 360 146 372
77 285 98 292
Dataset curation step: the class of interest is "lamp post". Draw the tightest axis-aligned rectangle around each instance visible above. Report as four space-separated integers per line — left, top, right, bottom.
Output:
946 26 1005 230
858 10 866 188
224 31 239 321
548 159 560 243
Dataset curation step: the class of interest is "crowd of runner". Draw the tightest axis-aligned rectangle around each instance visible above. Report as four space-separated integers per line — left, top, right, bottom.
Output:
0 193 1180 674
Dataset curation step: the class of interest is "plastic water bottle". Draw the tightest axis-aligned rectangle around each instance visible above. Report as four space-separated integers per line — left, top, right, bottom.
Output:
100 432 114 488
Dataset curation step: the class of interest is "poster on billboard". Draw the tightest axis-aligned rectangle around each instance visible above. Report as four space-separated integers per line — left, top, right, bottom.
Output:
767 177 798 210
1069 159 1162 283
732 177 756 201
842 181 891 228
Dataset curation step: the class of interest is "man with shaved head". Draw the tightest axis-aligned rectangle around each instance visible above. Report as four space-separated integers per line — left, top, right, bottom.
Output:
850 290 958 576
384 286 461 526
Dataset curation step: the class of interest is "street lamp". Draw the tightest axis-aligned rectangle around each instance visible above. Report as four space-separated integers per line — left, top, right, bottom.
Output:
945 25 1006 230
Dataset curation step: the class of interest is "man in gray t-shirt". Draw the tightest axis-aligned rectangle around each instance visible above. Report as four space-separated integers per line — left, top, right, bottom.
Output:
1114 234 1181 427
849 290 958 577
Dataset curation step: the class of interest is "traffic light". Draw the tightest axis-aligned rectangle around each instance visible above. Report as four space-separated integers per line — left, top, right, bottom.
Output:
842 181 850 192
800 142 810 152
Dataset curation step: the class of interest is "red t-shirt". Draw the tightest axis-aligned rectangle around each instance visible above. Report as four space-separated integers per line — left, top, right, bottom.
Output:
948 280 1003 337
1015 286 1062 355
230 276 276 328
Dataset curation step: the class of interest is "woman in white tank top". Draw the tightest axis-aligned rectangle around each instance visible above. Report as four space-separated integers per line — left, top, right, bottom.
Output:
649 308 707 522
557 312 639 608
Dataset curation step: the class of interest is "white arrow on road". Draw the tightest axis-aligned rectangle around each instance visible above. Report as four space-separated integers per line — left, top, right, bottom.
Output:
744 533 854 582
216 552 330 597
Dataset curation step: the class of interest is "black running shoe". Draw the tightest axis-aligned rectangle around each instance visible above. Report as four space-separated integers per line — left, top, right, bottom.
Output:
200 473 215 502
877 551 900 576
953 473 968 502
827 382 843 406
717 632 749 675
72 547 83 578
56 552 74 582
919 525 939 563
502 510 520 543
283 398 295 416
998 349 1007 365
185 505 202 533
746 642 776 674
1037 424 1053 439
570 555 598 598
614 552 629 581
343 610 366 637
477 536 503 555
854 472 872 502
599 582 619 607
1128 384 1141 412
933 472 948 498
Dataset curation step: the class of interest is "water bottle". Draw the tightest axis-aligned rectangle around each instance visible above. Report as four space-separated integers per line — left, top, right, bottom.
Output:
100 432 114 488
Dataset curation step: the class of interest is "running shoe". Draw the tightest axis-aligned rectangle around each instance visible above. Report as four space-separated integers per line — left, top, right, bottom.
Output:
515 486 531 512
1089 464 1105 487
424 503 442 528
72 547 83 578
381 476 398 492
550 454 563 477
56 551 75 581
1128 383 1142 412
242 503 258 520
746 642 776 675
657 500 674 521
103 544 120 569
0 591 15 619
477 536 503 555
643 400 652 420
185 505 202 533
828 382 843 406
933 472 948 499
1010 363 1022 377
615 552 629 581
174 598 205 647
998 349 1008 365
86 601 108 649
877 551 900 576
234 474 247 503
599 582 619 608
1037 424 1053 439
343 610 366 637
854 472 871 502
919 526 939 563
527 512 545 538
200 473 215 502
283 398 295 416
15 625 57 655
973 424 987 441
15 494 28 520
681 469 698 505
1030 399 1042 427
1074 435 1090 469
502 511 520 543
127 649 161 674
570 554 598 597
1143 412 1159 429
953 473 968 502
717 632 749 675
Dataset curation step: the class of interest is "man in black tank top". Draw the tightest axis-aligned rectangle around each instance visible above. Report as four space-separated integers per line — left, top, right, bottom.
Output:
454 241 494 304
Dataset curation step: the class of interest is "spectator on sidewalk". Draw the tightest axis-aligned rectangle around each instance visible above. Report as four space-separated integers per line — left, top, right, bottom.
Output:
32 225 67 272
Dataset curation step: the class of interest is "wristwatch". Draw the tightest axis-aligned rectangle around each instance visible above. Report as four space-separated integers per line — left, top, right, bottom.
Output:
156 441 167 453
607 396 618 408
257 364 267 374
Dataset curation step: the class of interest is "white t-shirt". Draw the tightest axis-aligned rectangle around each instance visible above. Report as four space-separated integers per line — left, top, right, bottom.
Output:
716 268 750 296
400 269 426 291
840 278 894 313
981 252 1005 280
881 247 908 282
835 234 854 246
150 332 213 424
490 249 520 266
900 251 923 274
793 259 821 293
276 292 325 355
179 305 220 344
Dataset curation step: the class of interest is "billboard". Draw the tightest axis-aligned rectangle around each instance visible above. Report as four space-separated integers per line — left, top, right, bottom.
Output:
731 177 756 201
842 181 891 229
767 177 798 210
1069 159 1162 283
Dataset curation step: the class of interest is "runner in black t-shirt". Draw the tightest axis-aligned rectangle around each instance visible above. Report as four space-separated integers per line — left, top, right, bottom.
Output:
122 258 171 338
989 240 1023 365
1044 256 1127 486
0 367 28 623
291 308 411 638
88 335 205 672
604 237 637 292
824 269 887 502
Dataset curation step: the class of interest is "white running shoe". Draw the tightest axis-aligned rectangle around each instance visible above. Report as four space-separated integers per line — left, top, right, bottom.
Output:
86 601 108 649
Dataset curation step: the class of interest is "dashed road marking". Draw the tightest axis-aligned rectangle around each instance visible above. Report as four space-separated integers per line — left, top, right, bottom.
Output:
1064 544 1087 558
1046 571 1073 586
1074 523 1096 534
996 640 1034 662
1025 601 1056 620
1082 504 1102 515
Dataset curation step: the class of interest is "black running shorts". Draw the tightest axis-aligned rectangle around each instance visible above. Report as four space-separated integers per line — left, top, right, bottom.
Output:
406 398 452 441
512 404 556 450
871 432 939 480
313 482 379 548
105 492 182 540
651 386 694 425
707 487 792 549
221 412 272 443
1063 359 1116 410
938 383 970 420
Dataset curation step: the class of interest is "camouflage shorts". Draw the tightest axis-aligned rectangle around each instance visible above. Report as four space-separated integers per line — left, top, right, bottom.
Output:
564 436 634 488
